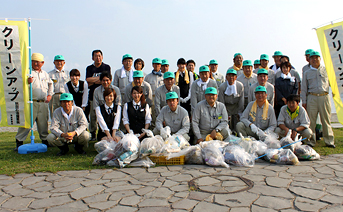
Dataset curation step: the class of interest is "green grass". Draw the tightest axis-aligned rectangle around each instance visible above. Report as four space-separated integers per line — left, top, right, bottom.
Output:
0 129 342 176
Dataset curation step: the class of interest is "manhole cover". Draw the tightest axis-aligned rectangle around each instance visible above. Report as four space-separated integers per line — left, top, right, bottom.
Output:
188 174 254 194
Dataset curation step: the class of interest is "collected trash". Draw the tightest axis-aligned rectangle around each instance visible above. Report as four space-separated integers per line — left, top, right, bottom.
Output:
140 129 164 156
294 145 320 160
201 143 229 168
223 145 255 167
266 149 299 165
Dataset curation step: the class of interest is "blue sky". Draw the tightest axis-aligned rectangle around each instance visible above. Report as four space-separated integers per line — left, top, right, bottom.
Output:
2 0 343 79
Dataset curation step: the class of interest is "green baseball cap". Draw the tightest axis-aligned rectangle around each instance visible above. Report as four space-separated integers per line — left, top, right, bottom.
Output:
60 93 73 101
152 58 162 64
255 86 267 93
310 51 320 57
234 53 242 58
209 59 218 65
166 91 178 100
226 69 237 75
273 51 283 57
260 54 269 61
305 49 313 55
243 60 253 67
161 59 169 65
254 59 260 65
163 72 175 79
199 65 210 72
205 87 218 95
133 70 144 78
122 54 133 61
257 68 269 75
54 55 65 61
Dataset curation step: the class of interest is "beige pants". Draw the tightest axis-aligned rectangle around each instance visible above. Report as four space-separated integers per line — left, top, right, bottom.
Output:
49 94 61 119
275 127 312 142
307 94 334 146
89 100 97 133
47 131 90 147
194 127 230 142
236 122 259 139
15 101 49 142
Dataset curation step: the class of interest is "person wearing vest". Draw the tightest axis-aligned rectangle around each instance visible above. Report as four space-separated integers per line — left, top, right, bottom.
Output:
176 58 195 115
64 69 89 118
228 53 244 77
95 88 122 142
123 86 152 140
253 54 275 85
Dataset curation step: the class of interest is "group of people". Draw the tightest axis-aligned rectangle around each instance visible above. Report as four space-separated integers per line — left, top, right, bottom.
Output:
14 49 335 156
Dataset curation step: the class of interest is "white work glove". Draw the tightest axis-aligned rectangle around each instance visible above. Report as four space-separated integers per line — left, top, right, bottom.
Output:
179 97 185 103
183 96 190 102
257 129 267 140
250 124 258 134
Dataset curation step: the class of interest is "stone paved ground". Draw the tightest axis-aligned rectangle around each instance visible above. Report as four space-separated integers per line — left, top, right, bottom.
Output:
0 155 343 211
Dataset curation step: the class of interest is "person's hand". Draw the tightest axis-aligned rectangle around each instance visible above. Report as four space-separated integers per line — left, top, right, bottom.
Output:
45 95 52 103
257 129 266 139
113 136 121 143
284 128 289 137
179 97 185 103
138 132 146 140
210 130 217 139
62 131 76 141
291 129 297 140
302 103 307 110
163 121 166 127
196 138 204 144
28 77 33 84
250 124 258 134
107 136 114 142
82 107 86 111
282 98 287 105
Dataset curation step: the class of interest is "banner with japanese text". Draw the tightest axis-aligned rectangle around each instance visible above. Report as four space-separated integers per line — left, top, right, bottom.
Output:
0 20 30 128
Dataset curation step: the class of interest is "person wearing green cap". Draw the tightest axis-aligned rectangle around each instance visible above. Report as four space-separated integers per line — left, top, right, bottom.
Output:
209 59 225 86
154 72 180 117
237 60 258 108
113 54 134 99
192 87 229 143
218 69 244 133
253 60 260 70
248 69 274 106
48 55 69 119
302 49 313 79
301 51 335 148
15 53 53 151
161 59 169 74
253 54 275 85
124 71 153 107
270 51 283 73
153 92 190 140
190 65 218 111
228 53 244 77
47 93 90 156
237 86 277 140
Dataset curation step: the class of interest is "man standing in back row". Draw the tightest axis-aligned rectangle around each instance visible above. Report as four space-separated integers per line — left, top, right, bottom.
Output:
113 54 134 99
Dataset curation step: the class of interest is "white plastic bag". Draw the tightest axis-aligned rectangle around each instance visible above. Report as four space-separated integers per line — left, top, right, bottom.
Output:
185 145 203 164
223 145 255 167
264 131 281 149
163 134 190 153
280 130 296 152
266 149 299 165
294 145 320 160
94 140 117 153
160 126 171 140
201 144 229 168
251 140 267 156
129 156 156 167
140 129 165 156
119 130 140 152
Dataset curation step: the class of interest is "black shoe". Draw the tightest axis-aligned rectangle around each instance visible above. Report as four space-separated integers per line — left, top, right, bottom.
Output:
74 143 86 155
42 140 51 147
90 132 96 141
56 144 69 156
14 139 23 151
327 144 336 148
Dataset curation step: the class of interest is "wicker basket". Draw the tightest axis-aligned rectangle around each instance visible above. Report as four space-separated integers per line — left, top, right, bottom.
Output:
148 155 185 166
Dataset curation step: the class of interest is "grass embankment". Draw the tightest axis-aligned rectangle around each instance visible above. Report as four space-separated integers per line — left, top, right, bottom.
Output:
0 129 342 176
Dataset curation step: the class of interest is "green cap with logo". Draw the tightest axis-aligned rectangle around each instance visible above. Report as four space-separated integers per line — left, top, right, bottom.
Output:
122 54 133 61
310 51 320 57
255 86 267 93
234 53 242 58
273 51 283 57
260 54 269 61
226 69 237 75
163 72 175 79
243 60 253 67
133 70 144 78
254 59 260 65
152 58 162 64
205 87 218 95
166 91 178 100
199 65 210 72
257 68 269 75
161 59 169 65
54 55 65 61
305 49 313 55
60 93 73 101
209 59 218 65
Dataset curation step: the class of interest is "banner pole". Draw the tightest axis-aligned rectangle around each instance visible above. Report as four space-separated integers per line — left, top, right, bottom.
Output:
28 18 35 145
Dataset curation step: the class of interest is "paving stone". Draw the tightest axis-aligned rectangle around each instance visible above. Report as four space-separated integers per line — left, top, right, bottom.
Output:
251 205 277 212
320 194 343 204
174 191 188 198
321 205 343 212
265 177 291 188
102 171 130 179
172 199 198 210
167 165 184 171
2 183 22 191
50 183 82 193
325 185 343 196
142 181 163 187
312 173 335 179
314 166 334 175
157 176 166 182
105 184 142 193
146 187 173 198
253 196 292 210
56 170 89 177
327 164 343 172
170 184 189 192
199 185 221 193
109 190 136 201
34 172 52 176
200 168 218 174
241 174 265 182
32 184 54 192
0 178 22 186
292 176 319 183
264 165 289 172
294 197 328 212
335 171 343 177
46 200 89 212
182 165 205 170
187 191 211 201
120 195 142 206
224 186 249 192
320 178 343 185
0 175 12 180
222 179 247 187
163 180 179 187
120 168 147 175
24 192 50 199
169 196 182 203
5 187 33 197
230 207 251 212
84 173 104 180
45 175 63 182
53 177 83 188
70 185 105 199
195 176 220 186
160 171 180 177
106 205 138 212
0 194 11 205
214 192 259 207
136 186 155 196
217 169 247 176
26 181 52 189
90 168 112 174
138 199 170 207
138 207 171 212
289 186 326 200
181 170 207 178
280 209 299 212
247 168 276 177
290 181 325 191
167 174 193 182
249 185 294 198
81 179 110 187
13 173 33 179
132 173 160 181
105 181 130 187
278 172 293 179
89 200 118 210
82 193 110 204
29 196 72 209
148 166 169 173
193 201 228 212
21 177 45 186
287 166 316 174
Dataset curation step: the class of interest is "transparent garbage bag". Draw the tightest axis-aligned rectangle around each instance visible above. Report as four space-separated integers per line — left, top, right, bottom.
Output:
185 145 203 164
139 129 165 156
163 134 190 153
94 140 117 153
160 126 171 140
264 131 281 149
201 143 229 168
266 148 299 165
280 130 297 152
294 145 320 160
129 156 156 168
223 145 255 167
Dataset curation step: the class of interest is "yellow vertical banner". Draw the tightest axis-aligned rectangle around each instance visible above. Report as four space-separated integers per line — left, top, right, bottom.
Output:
316 21 343 125
0 20 30 128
